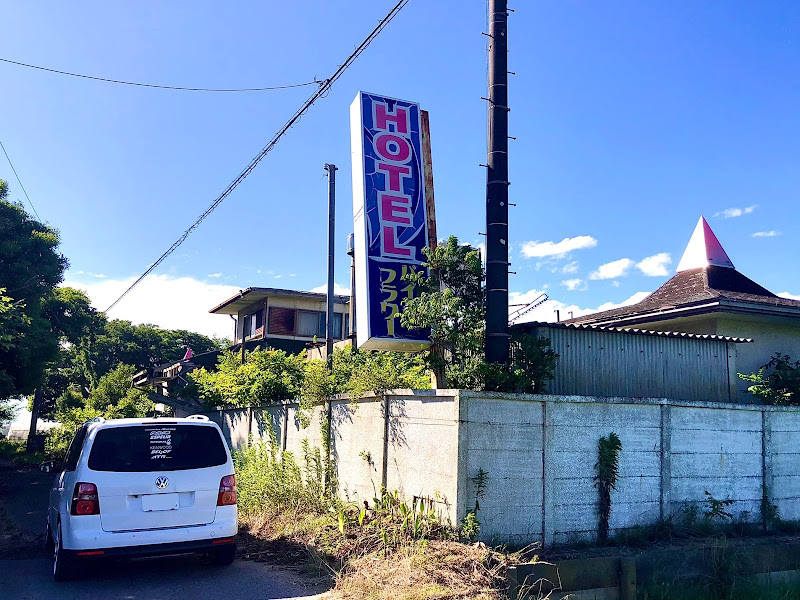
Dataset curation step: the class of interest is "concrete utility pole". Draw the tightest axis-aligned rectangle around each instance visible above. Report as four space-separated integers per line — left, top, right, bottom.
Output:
485 0 511 364
324 164 337 367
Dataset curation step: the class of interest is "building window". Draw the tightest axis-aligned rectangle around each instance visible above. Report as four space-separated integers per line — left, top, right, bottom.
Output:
268 307 295 336
243 309 264 340
267 307 346 340
297 310 324 337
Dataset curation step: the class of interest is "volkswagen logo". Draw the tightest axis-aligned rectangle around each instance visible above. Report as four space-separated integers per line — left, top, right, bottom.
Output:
155 476 169 489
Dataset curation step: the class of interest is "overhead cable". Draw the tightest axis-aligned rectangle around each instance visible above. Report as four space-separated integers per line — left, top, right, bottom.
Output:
104 0 410 313
0 138 41 221
0 57 321 93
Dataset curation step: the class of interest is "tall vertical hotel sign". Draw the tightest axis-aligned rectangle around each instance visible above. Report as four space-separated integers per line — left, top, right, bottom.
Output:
350 92 431 351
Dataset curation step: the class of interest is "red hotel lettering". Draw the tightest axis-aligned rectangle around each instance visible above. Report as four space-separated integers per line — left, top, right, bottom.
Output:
374 133 412 164
377 163 410 191
373 100 416 261
379 193 412 226
374 103 409 134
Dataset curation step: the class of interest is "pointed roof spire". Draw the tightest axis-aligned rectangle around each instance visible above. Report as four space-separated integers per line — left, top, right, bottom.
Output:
676 216 735 272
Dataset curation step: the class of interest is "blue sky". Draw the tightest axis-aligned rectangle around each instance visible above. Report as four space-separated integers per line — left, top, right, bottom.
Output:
2 1 798 338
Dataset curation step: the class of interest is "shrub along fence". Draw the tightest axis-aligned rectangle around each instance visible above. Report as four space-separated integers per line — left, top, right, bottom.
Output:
203 390 800 547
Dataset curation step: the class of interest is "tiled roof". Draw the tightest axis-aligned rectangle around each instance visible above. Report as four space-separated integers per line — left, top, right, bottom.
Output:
568 266 800 325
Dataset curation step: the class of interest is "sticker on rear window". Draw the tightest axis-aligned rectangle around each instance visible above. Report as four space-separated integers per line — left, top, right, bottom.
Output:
147 427 176 460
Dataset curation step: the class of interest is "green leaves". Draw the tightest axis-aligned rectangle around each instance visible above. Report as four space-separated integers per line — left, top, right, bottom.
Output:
189 348 306 410
595 432 623 543
739 353 800 405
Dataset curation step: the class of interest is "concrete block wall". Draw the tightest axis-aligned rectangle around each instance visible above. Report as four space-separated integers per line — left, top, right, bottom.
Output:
771 412 800 520
668 406 763 520
206 391 462 526
205 391 800 548
458 393 800 546
458 396 544 547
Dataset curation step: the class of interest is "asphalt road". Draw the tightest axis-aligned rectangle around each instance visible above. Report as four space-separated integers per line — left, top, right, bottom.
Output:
0 462 328 600
0 555 326 600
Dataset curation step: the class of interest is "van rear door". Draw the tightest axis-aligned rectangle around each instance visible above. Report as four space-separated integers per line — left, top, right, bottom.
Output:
87 424 230 532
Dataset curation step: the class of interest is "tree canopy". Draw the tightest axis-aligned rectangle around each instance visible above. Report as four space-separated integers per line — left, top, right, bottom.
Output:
0 181 68 398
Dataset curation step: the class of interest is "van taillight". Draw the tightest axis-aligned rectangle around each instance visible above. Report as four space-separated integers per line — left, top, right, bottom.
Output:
217 475 236 506
71 482 100 516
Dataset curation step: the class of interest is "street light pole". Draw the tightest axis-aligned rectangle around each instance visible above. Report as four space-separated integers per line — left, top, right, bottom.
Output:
324 164 337 367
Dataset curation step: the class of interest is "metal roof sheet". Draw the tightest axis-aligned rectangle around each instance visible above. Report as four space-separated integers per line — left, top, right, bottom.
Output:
515 320 753 343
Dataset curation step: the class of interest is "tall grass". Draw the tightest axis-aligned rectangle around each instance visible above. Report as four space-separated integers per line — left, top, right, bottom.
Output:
233 441 332 516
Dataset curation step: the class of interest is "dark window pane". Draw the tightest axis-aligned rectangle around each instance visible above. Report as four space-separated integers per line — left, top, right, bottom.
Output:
268 307 295 335
333 313 343 339
88 425 228 472
64 425 88 472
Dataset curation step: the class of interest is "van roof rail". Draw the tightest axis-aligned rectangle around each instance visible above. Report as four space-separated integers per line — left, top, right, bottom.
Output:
88 416 106 424
186 414 210 421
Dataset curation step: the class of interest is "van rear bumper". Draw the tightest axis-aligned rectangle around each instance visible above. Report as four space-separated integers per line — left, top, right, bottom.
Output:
64 537 236 560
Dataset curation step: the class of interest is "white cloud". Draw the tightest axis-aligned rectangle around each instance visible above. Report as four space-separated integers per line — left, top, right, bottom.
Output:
752 230 781 238
508 289 651 324
561 278 586 291
520 235 597 259
62 275 241 339
309 283 351 296
562 261 579 274
714 205 757 219
208 273 223 278
778 292 800 301
589 258 634 280
636 252 672 277
74 270 107 279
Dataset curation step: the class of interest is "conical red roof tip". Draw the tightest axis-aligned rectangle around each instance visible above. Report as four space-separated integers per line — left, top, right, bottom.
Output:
676 216 735 272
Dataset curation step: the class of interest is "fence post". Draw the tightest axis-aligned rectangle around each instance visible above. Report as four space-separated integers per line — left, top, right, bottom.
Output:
762 409 774 531
660 404 672 522
542 400 556 547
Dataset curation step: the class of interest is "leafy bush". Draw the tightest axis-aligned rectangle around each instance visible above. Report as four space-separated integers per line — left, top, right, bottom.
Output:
189 348 306 409
46 364 158 458
739 353 800 405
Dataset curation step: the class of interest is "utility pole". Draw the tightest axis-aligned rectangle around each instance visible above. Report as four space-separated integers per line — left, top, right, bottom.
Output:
485 0 511 364
324 164 337 367
347 233 356 339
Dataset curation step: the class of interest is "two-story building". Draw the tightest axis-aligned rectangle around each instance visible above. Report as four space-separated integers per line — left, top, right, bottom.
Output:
209 287 351 354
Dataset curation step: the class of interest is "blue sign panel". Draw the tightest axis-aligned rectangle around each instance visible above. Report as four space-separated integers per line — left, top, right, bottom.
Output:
350 92 431 351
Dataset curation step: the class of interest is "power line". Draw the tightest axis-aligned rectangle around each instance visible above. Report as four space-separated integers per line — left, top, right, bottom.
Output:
0 138 41 221
0 57 321 93
105 0 411 313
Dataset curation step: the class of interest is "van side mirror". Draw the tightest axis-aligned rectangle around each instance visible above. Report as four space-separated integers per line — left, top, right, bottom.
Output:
39 460 59 473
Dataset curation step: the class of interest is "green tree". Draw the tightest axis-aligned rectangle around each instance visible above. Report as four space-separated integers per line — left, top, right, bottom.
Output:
0 181 68 399
36 287 106 419
92 320 225 379
47 364 157 458
188 348 307 409
401 236 558 392
739 353 800 405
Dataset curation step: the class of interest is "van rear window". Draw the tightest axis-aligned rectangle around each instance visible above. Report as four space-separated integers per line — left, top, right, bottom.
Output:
88 425 228 472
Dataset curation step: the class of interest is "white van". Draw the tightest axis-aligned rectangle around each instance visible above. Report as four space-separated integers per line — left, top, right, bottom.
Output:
44 416 237 581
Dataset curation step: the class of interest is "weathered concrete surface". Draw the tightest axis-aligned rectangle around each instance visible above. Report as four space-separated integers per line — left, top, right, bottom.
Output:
210 391 800 547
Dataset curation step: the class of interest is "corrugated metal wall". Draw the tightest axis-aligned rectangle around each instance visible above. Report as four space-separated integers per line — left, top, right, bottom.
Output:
531 326 732 402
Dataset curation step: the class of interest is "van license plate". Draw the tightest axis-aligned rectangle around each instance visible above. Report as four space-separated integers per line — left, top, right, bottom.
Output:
141 493 179 512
